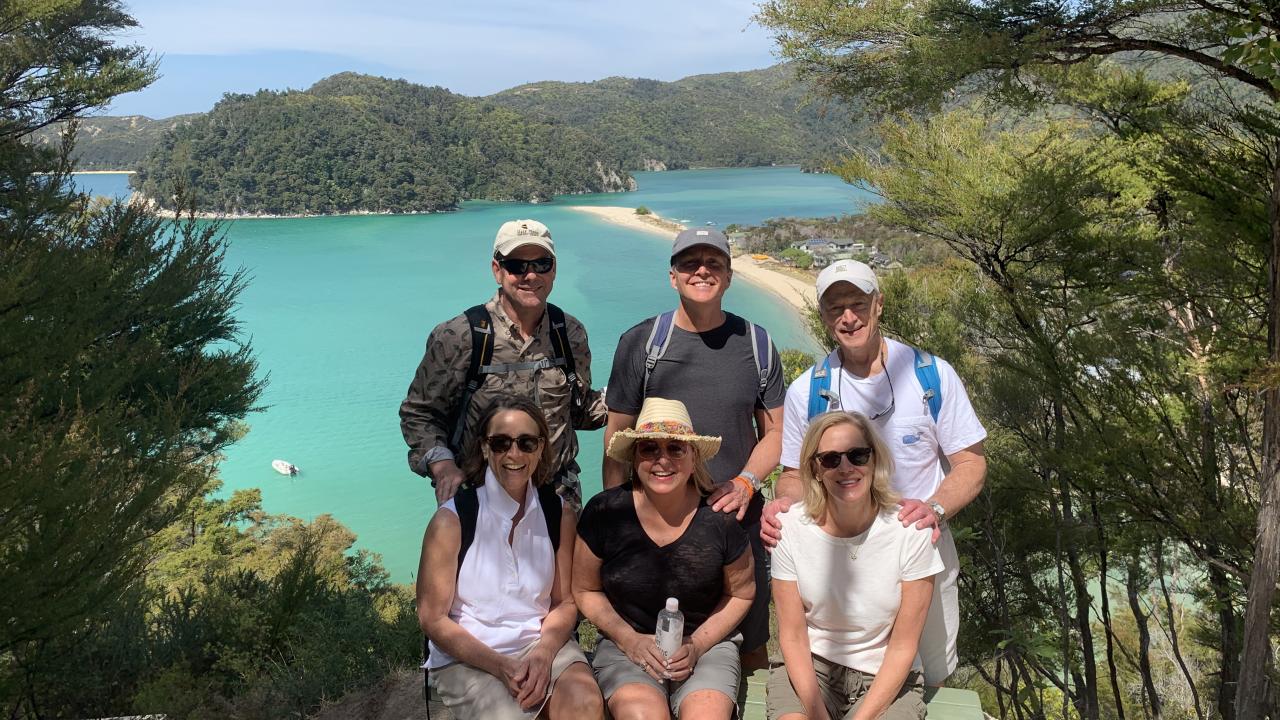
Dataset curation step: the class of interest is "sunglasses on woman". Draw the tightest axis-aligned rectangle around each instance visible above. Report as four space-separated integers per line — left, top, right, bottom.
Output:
497 256 555 275
635 439 690 461
486 434 543 454
814 447 874 469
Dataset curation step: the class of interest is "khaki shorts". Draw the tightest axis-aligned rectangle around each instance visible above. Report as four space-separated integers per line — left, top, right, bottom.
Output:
766 654 925 720
431 639 588 720
592 636 741 716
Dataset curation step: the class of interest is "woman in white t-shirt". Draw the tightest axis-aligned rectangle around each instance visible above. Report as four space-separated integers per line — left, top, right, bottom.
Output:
769 411 943 720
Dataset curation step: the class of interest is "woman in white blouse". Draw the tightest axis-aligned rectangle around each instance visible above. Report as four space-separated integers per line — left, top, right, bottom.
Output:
769 411 942 720
417 396 602 720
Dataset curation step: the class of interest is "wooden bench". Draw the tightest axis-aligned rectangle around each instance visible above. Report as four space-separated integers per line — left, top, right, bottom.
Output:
738 668 984 719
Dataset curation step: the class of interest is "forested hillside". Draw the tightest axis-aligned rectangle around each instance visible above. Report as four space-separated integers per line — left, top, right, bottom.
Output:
487 64 864 170
30 114 196 169
134 73 634 215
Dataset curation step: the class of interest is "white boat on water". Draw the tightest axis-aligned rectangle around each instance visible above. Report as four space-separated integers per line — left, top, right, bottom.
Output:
272 459 299 476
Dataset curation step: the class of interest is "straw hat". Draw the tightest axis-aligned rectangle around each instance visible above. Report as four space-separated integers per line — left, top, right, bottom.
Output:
606 398 721 463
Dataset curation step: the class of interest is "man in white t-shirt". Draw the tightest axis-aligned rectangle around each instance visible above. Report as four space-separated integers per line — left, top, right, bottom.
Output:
761 259 988 685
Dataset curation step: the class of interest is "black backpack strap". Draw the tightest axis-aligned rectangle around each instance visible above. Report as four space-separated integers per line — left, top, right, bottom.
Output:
546 304 584 417
537 483 563 554
449 306 495 453
452 487 481 579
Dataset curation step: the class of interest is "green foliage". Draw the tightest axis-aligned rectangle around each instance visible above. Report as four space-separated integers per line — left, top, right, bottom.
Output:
10 483 419 719
31 114 200 170
635 205 652 215
734 214 950 267
488 64 869 170
779 246 813 269
134 73 635 215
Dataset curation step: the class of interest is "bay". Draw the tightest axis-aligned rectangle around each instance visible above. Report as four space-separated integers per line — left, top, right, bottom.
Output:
71 167 871 581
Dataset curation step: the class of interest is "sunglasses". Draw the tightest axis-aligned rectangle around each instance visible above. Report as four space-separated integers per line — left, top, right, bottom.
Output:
673 256 727 274
635 439 690 461
814 447 874 469
497 256 555 275
486 434 543 454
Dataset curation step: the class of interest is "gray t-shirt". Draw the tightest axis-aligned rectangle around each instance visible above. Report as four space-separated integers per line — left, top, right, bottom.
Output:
606 312 785 522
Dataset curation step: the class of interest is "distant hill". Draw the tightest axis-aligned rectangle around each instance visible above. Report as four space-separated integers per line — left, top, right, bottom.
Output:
133 74 634 215
30 114 198 170
487 64 865 170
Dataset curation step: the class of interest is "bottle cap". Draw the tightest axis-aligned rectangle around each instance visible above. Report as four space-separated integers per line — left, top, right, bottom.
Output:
665 597 678 612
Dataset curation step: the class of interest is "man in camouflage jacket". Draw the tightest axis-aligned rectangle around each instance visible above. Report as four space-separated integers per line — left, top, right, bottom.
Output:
400 219 607 509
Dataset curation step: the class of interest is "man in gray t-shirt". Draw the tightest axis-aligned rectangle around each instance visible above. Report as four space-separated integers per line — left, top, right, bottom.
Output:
603 227 784 657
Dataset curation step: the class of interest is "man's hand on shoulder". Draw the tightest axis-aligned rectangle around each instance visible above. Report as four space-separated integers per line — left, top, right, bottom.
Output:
897 498 942 543
760 497 793 550
429 459 466 504
708 476 752 521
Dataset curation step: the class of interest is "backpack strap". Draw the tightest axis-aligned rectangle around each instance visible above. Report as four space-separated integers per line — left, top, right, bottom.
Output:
747 322 774 401
545 304 584 416
452 487 481 579
912 347 942 422
537 483 563 554
449 306 495 453
806 355 835 420
642 310 677 397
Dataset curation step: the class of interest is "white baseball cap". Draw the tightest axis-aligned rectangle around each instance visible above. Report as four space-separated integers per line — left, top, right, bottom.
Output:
816 259 879 299
494 219 555 257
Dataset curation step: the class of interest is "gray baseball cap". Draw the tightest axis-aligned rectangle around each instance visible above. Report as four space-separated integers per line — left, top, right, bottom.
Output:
670 227 731 264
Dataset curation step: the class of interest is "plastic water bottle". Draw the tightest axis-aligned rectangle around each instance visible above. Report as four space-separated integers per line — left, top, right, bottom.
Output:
655 597 684 659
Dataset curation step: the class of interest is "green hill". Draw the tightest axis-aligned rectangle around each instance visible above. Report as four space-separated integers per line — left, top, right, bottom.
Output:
31 114 198 170
486 64 864 170
134 73 634 215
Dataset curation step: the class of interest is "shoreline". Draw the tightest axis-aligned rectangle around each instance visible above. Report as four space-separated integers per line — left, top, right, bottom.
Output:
565 205 817 313
71 170 137 175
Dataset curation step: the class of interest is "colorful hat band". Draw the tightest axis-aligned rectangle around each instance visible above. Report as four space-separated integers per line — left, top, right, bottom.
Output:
634 420 696 435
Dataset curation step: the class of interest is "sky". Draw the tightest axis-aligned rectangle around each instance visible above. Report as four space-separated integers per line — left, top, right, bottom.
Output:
105 1 782 118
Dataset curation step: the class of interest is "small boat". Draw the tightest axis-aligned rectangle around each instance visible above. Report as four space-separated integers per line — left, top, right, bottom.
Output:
705 220 717 226
272 459 300 476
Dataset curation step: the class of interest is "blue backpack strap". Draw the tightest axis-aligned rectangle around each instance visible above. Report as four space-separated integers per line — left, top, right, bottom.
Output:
642 310 677 396
913 347 942 422
747 322 773 400
806 355 834 420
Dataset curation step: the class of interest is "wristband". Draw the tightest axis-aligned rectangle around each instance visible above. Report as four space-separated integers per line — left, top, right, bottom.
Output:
733 474 755 498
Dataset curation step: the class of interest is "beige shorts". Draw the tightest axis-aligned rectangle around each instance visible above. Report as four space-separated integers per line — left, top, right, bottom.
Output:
766 654 925 720
592 636 741 716
430 639 588 720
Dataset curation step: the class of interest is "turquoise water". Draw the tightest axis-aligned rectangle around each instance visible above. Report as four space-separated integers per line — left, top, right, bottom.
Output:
71 168 869 581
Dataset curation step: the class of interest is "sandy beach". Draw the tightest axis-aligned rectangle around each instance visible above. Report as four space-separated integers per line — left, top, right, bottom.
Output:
566 205 817 313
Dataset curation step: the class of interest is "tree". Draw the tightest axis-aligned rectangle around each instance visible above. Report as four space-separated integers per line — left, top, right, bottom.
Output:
0 0 262 708
759 2 1280 715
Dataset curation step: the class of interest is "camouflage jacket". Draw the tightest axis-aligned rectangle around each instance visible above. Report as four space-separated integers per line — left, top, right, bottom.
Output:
399 292 607 508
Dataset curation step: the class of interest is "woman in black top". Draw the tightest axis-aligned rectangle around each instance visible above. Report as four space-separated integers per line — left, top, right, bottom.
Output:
574 397 754 720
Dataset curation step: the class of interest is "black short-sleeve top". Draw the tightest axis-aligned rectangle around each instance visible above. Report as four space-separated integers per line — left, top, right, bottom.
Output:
577 485 750 636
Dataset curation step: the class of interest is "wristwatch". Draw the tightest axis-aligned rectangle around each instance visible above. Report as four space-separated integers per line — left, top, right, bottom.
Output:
739 470 763 491
927 500 946 525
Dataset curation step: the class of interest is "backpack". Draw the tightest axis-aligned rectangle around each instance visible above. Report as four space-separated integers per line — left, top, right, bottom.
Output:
422 483 563 713
642 309 775 402
447 303 582 454
807 345 943 422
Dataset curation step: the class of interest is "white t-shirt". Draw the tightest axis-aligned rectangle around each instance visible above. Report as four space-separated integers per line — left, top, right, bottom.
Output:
426 468 559 669
770 503 944 674
780 338 987 501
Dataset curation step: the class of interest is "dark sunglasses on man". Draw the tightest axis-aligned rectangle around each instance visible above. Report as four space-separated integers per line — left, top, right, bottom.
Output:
814 446 874 469
497 256 555 275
